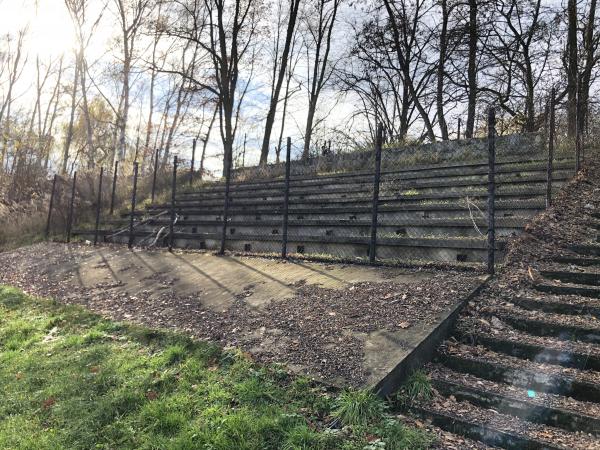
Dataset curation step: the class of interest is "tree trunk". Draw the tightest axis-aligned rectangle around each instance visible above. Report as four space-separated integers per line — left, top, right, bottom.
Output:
567 0 578 138
466 0 477 138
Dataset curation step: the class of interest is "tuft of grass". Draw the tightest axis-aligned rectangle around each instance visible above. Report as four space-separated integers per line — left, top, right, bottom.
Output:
397 370 433 406
0 284 434 450
333 389 386 427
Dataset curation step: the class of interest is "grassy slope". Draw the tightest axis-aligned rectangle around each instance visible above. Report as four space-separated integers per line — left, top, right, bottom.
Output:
0 285 432 450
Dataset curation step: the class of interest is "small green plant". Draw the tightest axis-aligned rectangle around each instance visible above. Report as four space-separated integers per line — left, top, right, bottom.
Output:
333 389 386 427
396 370 433 406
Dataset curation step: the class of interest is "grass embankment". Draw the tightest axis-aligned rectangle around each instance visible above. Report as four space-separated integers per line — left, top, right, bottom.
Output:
0 285 433 450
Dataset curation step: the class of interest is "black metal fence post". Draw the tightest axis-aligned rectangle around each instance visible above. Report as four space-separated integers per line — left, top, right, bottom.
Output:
369 125 383 264
487 108 496 275
219 151 233 255
45 174 57 239
457 117 462 140
151 148 159 203
66 171 77 243
547 88 555 208
110 160 118 215
576 80 583 170
169 156 178 252
281 137 292 259
93 167 104 245
128 162 139 249
190 138 196 186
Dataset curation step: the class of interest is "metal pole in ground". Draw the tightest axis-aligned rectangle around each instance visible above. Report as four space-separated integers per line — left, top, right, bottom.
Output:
45 174 58 239
151 148 159 203
281 137 292 259
487 108 496 275
369 125 383 264
169 156 178 252
66 171 77 243
128 162 139 249
110 160 118 215
547 88 556 208
93 167 104 246
576 79 582 172
457 118 462 140
219 151 233 255
190 138 196 186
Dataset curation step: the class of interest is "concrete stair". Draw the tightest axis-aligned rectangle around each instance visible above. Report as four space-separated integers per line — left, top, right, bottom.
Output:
408 217 600 448
74 156 575 265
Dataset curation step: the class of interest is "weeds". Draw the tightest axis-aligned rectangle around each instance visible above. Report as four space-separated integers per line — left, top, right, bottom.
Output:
396 370 434 406
333 389 386 427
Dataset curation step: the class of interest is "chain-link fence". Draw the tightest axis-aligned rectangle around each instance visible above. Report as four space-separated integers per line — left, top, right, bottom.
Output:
62 100 590 273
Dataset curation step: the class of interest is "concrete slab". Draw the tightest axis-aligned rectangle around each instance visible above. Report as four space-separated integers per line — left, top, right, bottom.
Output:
74 247 431 311
0 242 485 392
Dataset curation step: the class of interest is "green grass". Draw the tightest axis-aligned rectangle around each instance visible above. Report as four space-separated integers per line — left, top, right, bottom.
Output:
0 285 433 450
396 370 434 407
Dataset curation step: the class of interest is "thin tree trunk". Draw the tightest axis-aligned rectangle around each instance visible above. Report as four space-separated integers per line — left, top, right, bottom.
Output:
466 0 477 138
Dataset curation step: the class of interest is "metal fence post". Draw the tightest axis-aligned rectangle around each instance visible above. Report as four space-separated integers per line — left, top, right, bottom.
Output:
547 88 555 208
128 162 139 249
66 171 77 243
110 160 118 215
487 108 496 275
219 151 233 255
45 174 58 239
457 117 462 140
151 148 159 203
369 125 383 264
93 167 104 246
169 156 178 252
190 138 196 186
281 137 292 259
576 80 583 171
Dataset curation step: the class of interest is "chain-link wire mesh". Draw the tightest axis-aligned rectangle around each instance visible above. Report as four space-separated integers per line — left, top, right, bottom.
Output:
70 106 588 272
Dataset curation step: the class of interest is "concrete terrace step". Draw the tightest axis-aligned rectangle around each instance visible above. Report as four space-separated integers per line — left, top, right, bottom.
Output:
481 308 600 344
553 256 600 266
163 187 551 210
510 296 600 319
84 229 502 249
541 270 600 286
195 157 574 193
178 173 571 201
535 283 600 299
409 404 572 450
106 217 528 230
139 198 547 216
438 344 600 403
454 328 600 371
429 367 600 434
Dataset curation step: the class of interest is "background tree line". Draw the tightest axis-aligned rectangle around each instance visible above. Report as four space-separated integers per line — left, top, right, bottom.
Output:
0 0 598 194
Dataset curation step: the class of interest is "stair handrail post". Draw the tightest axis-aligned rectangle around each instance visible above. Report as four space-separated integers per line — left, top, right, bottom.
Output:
487 108 497 275
190 138 196 186
110 160 118 215
169 156 178 252
93 166 104 246
151 147 159 203
369 124 384 264
219 150 233 255
128 162 139 249
45 174 58 239
281 137 292 259
547 87 555 208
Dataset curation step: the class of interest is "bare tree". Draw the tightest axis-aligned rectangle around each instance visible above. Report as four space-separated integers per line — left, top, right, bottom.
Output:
258 0 301 164
300 0 340 160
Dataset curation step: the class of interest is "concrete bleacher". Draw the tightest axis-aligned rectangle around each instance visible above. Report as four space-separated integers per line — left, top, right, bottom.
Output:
77 155 575 265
